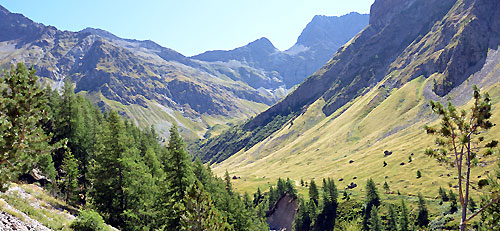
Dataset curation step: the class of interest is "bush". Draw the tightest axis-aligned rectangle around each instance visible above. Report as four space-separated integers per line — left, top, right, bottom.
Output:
70 209 106 231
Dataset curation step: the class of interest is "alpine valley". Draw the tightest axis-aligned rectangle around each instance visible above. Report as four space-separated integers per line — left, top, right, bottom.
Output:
197 0 500 216
1 0 500 230
0 5 368 140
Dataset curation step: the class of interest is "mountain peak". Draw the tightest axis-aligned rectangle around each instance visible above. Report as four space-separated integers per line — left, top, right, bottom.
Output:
295 12 369 49
0 5 10 15
246 37 276 51
80 27 120 40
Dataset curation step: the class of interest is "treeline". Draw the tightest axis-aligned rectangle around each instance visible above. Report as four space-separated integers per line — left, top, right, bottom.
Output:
0 63 268 230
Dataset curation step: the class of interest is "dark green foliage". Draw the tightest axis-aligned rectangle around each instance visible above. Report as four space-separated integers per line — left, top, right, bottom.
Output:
89 111 129 227
363 178 380 230
295 198 313 231
0 64 268 231
387 204 398 231
315 178 338 231
368 207 383 231
449 190 458 214
268 178 297 210
468 197 476 213
70 209 106 231
342 191 350 201
416 193 429 227
195 111 297 164
181 181 229 231
399 200 409 231
416 170 421 179
253 187 263 206
425 86 495 230
62 150 79 204
383 181 390 193
160 125 195 230
0 63 56 191
224 170 232 193
439 187 449 202
285 178 297 198
309 179 319 206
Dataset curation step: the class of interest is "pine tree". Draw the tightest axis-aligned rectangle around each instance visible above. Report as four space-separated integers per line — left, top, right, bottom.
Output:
243 192 252 209
368 207 383 231
161 125 194 230
439 187 449 202
315 178 338 231
424 86 497 230
120 145 157 231
89 111 129 227
416 193 429 227
363 178 380 230
387 204 398 231
0 63 56 191
294 198 312 231
449 190 458 214
309 179 319 206
253 187 263 206
224 170 232 194
181 181 229 231
269 186 277 210
285 178 297 197
399 200 409 231
277 178 285 196
416 170 422 179
62 150 79 204
383 181 390 193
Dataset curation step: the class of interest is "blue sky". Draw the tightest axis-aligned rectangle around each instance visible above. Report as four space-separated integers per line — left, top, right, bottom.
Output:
1 0 374 56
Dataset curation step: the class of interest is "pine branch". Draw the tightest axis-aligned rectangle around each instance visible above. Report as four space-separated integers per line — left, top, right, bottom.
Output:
464 193 500 224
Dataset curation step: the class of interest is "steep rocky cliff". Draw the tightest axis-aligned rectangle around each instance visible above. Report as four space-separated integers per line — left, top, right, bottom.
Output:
199 0 500 169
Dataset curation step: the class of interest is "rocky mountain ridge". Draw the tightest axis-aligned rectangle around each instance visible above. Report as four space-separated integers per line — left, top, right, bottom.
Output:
193 12 369 89
0 4 368 139
199 0 500 192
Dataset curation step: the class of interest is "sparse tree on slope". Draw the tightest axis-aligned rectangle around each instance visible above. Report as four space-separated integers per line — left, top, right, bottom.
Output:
424 86 500 230
416 193 429 228
363 178 380 231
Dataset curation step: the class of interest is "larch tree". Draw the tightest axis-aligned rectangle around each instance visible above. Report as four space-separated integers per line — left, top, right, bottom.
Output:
0 63 57 191
161 125 194 230
363 178 380 231
309 179 319 206
424 86 500 230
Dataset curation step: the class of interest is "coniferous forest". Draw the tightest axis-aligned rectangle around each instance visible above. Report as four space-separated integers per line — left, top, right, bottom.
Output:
1 61 500 230
1 64 270 230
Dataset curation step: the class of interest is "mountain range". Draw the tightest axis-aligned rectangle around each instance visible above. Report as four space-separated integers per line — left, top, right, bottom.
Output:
197 0 500 196
0 5 368 139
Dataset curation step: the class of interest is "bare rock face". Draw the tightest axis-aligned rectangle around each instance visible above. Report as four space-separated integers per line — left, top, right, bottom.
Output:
267 195 299 231
0 211 51 231
197 0 500 164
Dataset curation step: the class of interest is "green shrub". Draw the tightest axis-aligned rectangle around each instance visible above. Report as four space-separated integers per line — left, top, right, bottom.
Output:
70 209 106 231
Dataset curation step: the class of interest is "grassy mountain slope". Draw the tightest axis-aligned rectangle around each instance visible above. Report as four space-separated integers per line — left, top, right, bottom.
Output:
0 5 275 139
206 0 500 197
0 5 369 140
